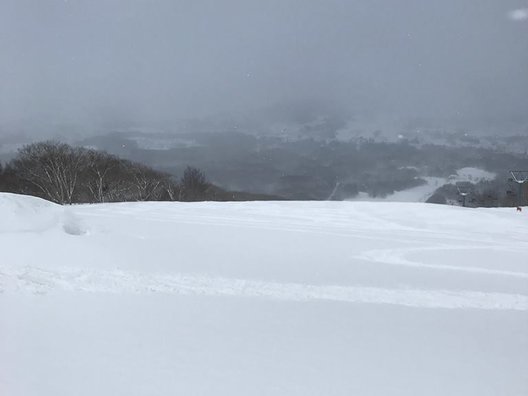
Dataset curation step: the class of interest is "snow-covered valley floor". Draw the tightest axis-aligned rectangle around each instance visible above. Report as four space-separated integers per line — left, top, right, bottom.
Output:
1 193 527 395
351 167 497 203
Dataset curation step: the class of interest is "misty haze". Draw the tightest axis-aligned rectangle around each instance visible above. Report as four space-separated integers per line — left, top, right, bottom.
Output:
1 2 527 396
1 0 527 133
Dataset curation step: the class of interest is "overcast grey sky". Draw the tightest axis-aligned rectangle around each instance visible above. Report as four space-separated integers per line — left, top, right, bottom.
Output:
0 0 527 134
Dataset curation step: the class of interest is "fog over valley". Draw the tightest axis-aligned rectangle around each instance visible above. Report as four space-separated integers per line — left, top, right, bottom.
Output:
0 0 527 138
1 1 527 206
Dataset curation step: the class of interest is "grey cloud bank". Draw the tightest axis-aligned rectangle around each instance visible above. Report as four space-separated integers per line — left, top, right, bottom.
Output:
0 0 527 136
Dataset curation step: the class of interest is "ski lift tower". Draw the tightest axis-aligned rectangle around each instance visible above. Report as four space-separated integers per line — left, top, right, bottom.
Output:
456 182 470 207
510 171 528 207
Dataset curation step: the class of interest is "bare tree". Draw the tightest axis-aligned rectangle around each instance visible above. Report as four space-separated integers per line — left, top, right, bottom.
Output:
8 141 186 203
127 163 166 201
179 166 209 201
84 150 113 203
11 142 88 204
161 178 179 201
83 150 134 203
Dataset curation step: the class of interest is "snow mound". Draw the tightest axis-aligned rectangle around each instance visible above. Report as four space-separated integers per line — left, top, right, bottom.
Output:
0 193 86 235
61 209 88 235
0 193 62 233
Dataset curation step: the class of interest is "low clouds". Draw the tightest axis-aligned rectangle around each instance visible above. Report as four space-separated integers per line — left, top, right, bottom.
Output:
508 8 528 21
0 1 527 136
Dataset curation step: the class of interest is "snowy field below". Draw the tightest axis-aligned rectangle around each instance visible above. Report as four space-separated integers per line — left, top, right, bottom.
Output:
350 167 496 203
1 193 527 395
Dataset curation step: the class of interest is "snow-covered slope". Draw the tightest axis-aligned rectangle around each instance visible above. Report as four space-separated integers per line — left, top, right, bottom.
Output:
351 167 496 203
1 194 527 395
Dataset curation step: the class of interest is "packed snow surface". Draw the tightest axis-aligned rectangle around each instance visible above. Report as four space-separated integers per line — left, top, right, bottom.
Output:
1 193 527 395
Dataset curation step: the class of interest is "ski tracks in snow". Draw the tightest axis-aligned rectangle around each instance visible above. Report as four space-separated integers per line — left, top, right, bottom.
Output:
0 265 527 311
2 201 527 312
356 245 528 279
